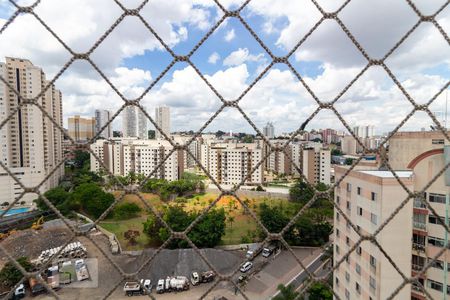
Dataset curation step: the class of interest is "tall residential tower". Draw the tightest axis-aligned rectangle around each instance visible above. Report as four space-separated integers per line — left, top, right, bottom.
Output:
155 106 170 140
0 57 64 205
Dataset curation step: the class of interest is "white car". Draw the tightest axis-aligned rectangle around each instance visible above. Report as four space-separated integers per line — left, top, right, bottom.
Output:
240 261 253 273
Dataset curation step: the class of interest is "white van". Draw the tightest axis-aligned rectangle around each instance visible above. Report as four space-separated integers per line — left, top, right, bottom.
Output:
240 261 253 273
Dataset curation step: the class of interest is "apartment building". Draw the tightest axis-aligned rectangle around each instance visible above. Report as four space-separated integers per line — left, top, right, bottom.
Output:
0 57 64 205
335 131 450 300
90 138 181 181
68 115 95 141
302 148 331 185
333 166 414 300
389 131 450 300
94 109 111 138
155 106 170 140
122 106 147 139
202 142 263 185
263 122 275 138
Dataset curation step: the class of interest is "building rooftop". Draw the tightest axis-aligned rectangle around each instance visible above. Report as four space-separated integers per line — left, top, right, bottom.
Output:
359 170 413 178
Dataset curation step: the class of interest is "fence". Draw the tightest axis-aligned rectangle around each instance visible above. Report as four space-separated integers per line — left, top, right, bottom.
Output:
0 0 449 300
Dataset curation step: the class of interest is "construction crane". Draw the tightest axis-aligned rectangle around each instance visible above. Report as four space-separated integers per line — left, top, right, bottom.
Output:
31 216 44 230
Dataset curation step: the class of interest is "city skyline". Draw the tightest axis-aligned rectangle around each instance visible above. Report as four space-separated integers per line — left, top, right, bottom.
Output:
0 1 448 134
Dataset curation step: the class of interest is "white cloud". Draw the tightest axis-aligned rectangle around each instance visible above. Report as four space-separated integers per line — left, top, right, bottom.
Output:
224 29 236 42
208 52 220 64
223 48 265 66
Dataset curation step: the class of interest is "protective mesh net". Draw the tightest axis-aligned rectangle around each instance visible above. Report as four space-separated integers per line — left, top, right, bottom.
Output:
0 0 449 299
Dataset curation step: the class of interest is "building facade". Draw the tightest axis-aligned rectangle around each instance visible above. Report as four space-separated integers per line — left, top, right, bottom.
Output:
202 142 263 185
95 109 111 139
334 131 450 300
333 166 414 300
68 115 95 141
155 106 170 140
0 57 64 205
122 106 147 139
263 122 275 139
90 138 181 181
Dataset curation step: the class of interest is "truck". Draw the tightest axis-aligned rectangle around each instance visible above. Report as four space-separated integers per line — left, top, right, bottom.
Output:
262 244 278 258
45 265 60 290
74 259 90 281
246 243 262 260
123 279 151 296
29 276 46 296
156 276 189 293
190 271 215 285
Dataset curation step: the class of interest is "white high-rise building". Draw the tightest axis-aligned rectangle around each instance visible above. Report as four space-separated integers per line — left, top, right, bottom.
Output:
353 125 375 138
122 106 147 139
95 109 112 138
90 138 181 181
155 106 170 140
0 57 64 205
263 122 275 138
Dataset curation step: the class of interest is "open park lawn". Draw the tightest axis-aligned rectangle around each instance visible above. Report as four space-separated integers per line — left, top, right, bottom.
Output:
99 192 299 250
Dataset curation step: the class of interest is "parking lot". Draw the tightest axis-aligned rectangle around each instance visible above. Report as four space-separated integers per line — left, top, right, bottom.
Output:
7 226 321 300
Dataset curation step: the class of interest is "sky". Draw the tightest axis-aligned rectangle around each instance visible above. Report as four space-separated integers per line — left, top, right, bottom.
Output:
0 0 449 136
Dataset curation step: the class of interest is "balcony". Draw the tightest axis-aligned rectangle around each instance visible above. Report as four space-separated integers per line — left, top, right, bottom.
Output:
412 264 424 272
413 198 427 209
413 221 426 231
412 243 426 252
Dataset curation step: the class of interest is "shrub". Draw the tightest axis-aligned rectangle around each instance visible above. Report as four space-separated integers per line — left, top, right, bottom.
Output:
113 202 141 220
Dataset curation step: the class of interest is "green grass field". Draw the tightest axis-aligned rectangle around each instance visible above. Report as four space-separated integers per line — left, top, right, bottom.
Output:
99 192 298 250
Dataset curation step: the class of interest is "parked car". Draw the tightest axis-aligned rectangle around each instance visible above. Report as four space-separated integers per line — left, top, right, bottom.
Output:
262 245 277 258
190 271 215 285
240 261 253 273
12 284 25 299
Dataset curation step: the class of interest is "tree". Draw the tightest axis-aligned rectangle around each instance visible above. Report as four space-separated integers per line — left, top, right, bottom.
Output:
289 180 314 205
259 203 289 234
188 208 226 247
124 230 140 246
227 215 235 230
143 214 164 244
35 187 72 214
242 135 254 143
307 282 332 300
331 149 342 156
73 150 90 170
273 284 299 300
72 183 115 219
0 257 33 288
113 202 141 220
345 158 354 165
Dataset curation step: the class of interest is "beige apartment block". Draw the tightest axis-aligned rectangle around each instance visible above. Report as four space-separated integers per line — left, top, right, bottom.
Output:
68 115 95 141
90 138 181 181
389 131 450 300
333 166 414 300
0 57 64 205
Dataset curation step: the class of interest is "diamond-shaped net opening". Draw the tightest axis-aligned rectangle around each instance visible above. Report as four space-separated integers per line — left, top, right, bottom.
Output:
0 0 449 299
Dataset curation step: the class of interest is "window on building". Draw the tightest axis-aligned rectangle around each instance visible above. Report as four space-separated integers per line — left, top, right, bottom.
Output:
345 289 350 299
346 201 351 211
371 213 378 225
356 263 361 275
369 276 376 290
336 245 340 254
428 257 444 270
429 193 446 204
357 207 363 216
371 192 377 201
345 271 350 282
336 196 340 204
428 279 443 292
428 236 446 247
356 246 362 255
429 214 445 225
370 255 376 269
356 282 361 294
346 183 352 192
336 212 340 221
345 256 350 264
357 187 361 195
346 236 350 246
432 139 444 144
336 228 340 237
335 276 339 287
